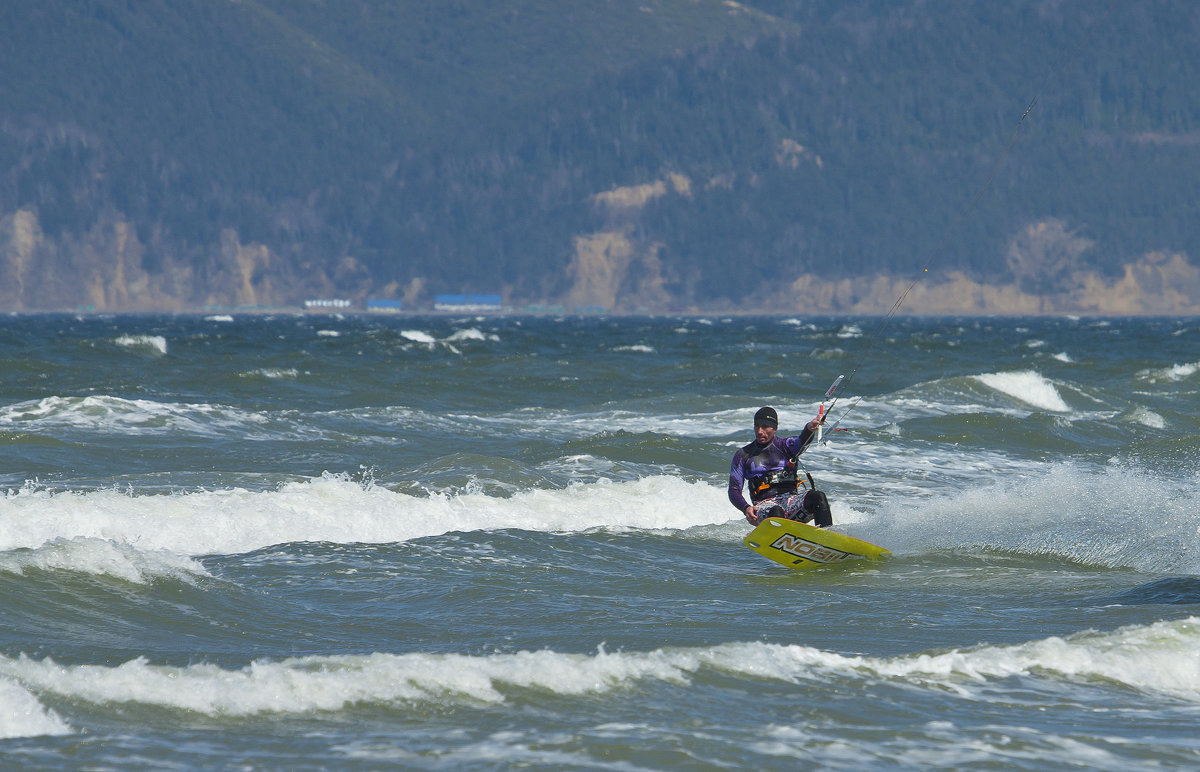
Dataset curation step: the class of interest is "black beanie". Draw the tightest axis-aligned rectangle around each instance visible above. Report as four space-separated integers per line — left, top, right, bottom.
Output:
754 406 778 428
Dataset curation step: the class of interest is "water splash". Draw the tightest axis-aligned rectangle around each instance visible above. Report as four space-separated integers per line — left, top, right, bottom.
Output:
871 461 1200 574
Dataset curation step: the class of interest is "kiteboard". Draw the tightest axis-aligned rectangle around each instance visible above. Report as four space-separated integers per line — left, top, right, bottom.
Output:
744 517 890 570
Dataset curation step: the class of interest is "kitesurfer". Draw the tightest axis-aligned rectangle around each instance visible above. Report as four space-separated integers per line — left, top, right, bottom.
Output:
728 406 833 527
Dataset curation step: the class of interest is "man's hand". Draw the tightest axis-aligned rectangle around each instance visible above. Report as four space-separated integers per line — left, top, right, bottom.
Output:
745 504 760 525
806 417 821 432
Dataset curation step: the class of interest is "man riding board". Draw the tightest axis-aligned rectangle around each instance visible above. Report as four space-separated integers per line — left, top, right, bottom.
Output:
728 406 833 527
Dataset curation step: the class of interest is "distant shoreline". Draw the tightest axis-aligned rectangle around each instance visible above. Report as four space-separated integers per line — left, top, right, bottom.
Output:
6 307 1198 319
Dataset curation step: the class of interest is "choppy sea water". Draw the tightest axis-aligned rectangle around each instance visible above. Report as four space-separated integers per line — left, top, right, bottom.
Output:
1 313 1198 769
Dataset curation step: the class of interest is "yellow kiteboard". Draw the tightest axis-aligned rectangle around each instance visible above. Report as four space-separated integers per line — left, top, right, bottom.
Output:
744 517 891 570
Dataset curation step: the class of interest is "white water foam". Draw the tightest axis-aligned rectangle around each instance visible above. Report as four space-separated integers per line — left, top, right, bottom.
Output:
1125 406 1167 429
972 370 1070 412
0 395 268 437
113 334 168 355
399 328 497 355
446 328 499 343
0 474 732 561
241 368 301 380
836 324 863 339
0 538 209 583
2 617 1195 719
0 678 73 738
1141 361 1200 383
400 330 437 344
853 615 1200 700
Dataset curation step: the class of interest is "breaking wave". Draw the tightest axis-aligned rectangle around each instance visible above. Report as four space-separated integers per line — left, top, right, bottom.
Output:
1 616 1194 728
972 370 1070 412
0 474 731 565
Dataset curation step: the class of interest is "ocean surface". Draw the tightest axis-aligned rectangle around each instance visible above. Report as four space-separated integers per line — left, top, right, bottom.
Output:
0 313 1197 770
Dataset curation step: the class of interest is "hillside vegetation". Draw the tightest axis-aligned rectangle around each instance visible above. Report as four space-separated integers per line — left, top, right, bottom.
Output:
2 0 1199 313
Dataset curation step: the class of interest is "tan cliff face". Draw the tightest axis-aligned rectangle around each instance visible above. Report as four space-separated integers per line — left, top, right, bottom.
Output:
782 255 1200 316
0 209 39 308
556 228 1200 315
779 219 1200 315
0 209 296 312
2 205 1198 315
563 181 1200 315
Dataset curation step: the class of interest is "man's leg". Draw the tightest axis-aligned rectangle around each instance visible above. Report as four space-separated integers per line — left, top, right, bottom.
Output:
802 489 833 528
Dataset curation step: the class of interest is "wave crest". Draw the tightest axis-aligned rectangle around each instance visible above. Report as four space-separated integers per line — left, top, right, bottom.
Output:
3 617 1195 718
972 370 1070 412
0 474 732 559
0 538 209 583
0 678 72 738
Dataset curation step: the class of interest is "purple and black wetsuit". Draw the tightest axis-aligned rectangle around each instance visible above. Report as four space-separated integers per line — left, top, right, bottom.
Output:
728 427 819 524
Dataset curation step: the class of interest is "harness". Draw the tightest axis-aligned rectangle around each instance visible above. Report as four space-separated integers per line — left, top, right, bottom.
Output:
749 461 806 500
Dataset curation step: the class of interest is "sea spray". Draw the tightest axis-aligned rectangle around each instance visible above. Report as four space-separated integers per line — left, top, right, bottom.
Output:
870 460 1200 574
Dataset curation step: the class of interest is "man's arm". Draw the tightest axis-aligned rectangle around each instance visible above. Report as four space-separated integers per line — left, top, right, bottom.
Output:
728 451 752 514
789 418 822 455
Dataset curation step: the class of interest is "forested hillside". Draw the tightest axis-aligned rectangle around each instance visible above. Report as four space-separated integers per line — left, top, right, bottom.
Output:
2 0 1198 313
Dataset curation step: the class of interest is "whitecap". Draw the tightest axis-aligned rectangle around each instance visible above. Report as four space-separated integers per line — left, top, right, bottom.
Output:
972 370 1070 412
0 395 268 437
856 616 1200 701
242 368 300 380
446 328 499 342
1142 362 1199 383
0 537 209 583
113 334 168 355
0 647 692 715
400 330 437 345
0 473 733 557
0 678 72 738
1126 406 1166 429
3 616 1196 717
